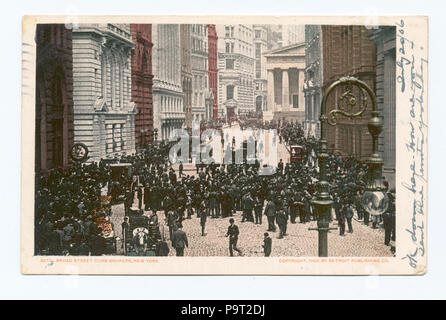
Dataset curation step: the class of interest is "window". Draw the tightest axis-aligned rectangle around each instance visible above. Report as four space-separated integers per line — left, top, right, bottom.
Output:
226 42 230 53
225 26 230 37
230 26 234 37
226 59 234 69
255 30 261 38
230 43 234 53
226 85 234 100
292 94 299 108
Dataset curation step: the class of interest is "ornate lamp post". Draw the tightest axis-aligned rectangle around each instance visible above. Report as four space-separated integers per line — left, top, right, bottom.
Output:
310 76 388 257
153 128 158 142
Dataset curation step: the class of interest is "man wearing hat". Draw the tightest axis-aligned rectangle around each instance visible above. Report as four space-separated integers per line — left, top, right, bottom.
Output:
276 201 288 239
171 224 188 256
383 189 396 246
263 232 272 257
264 197 277 232
225 218 242 256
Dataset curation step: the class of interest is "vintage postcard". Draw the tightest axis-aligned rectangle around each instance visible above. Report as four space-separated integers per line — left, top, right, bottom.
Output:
21 15 428 275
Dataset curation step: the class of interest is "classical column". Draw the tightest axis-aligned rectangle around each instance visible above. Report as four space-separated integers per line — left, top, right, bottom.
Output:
298 69 305 111
267 69 274 112
282 69 289 111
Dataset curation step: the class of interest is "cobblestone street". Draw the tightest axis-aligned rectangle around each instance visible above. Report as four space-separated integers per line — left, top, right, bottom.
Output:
110 203 393 257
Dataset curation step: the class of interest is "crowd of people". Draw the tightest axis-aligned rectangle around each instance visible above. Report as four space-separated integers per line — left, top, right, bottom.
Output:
34 119 396 257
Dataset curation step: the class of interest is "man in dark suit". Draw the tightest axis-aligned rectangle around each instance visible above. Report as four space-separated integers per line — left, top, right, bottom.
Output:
276 203 288 239
226 218 242 256
338 204 346 236
263 232 272 257
166 209 178 243
264 198 276 232
344 201 354 233
171 225 188 256
124 188 133 216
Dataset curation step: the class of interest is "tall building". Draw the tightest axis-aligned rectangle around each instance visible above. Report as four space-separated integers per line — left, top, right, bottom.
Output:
35 24 74 171
253 25 268 114
321 25 376 161
72 24 136 162
303 25 323 138
131 24 154 149
216 24 255 119
263 43 306 123
267 25 305 50
152 24 185 141
207 24 218 120
191 24 209 121
180 24 193 129
369 26 396 189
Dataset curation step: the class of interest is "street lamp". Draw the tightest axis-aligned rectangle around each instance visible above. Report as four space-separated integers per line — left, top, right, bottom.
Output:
153 128 158 142
311 76 387 257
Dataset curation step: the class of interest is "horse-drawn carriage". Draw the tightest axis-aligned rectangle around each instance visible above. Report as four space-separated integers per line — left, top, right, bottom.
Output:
123 208 164 256
288 145 304 163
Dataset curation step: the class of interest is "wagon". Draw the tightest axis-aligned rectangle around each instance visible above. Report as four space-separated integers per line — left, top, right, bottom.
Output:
288 145 304 163
123 208 161 256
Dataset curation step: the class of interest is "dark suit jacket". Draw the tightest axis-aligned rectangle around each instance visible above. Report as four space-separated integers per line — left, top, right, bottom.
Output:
226 224 239 239
172 229 188 249
263 237 272 256
264 201 276 217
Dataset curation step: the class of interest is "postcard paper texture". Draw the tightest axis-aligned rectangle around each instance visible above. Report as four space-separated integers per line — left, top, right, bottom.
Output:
21 15 428 275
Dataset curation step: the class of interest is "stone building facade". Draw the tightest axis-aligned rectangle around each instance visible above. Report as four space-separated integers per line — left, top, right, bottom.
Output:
72 24 136 163
253 25 268 114
35 24 74 171
264 43 306 123
370 26 396 189
131 24 153 149
191 24 209 121
267 25 305 51
216 24 255 120
321 25 376 161
152 24 185 141
180 24 193 129
207 24 218 120
303 25 323 138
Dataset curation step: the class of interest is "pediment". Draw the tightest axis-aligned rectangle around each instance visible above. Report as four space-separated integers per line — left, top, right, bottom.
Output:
265 42 305 56
93 97 109 112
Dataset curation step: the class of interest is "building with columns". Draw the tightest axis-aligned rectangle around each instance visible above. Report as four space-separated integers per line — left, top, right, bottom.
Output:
303 25 323 138
207 24 218 120
216 24 255 120
253 25 268 114
35 24 74 171
370 26 396 189
191 24 209 122
180 24 193 129
72 24 136 162
131 24 154 150
263 43 306 123
152 24 185 141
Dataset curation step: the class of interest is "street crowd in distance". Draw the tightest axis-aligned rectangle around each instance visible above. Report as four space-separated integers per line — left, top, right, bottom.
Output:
34 119 396 257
